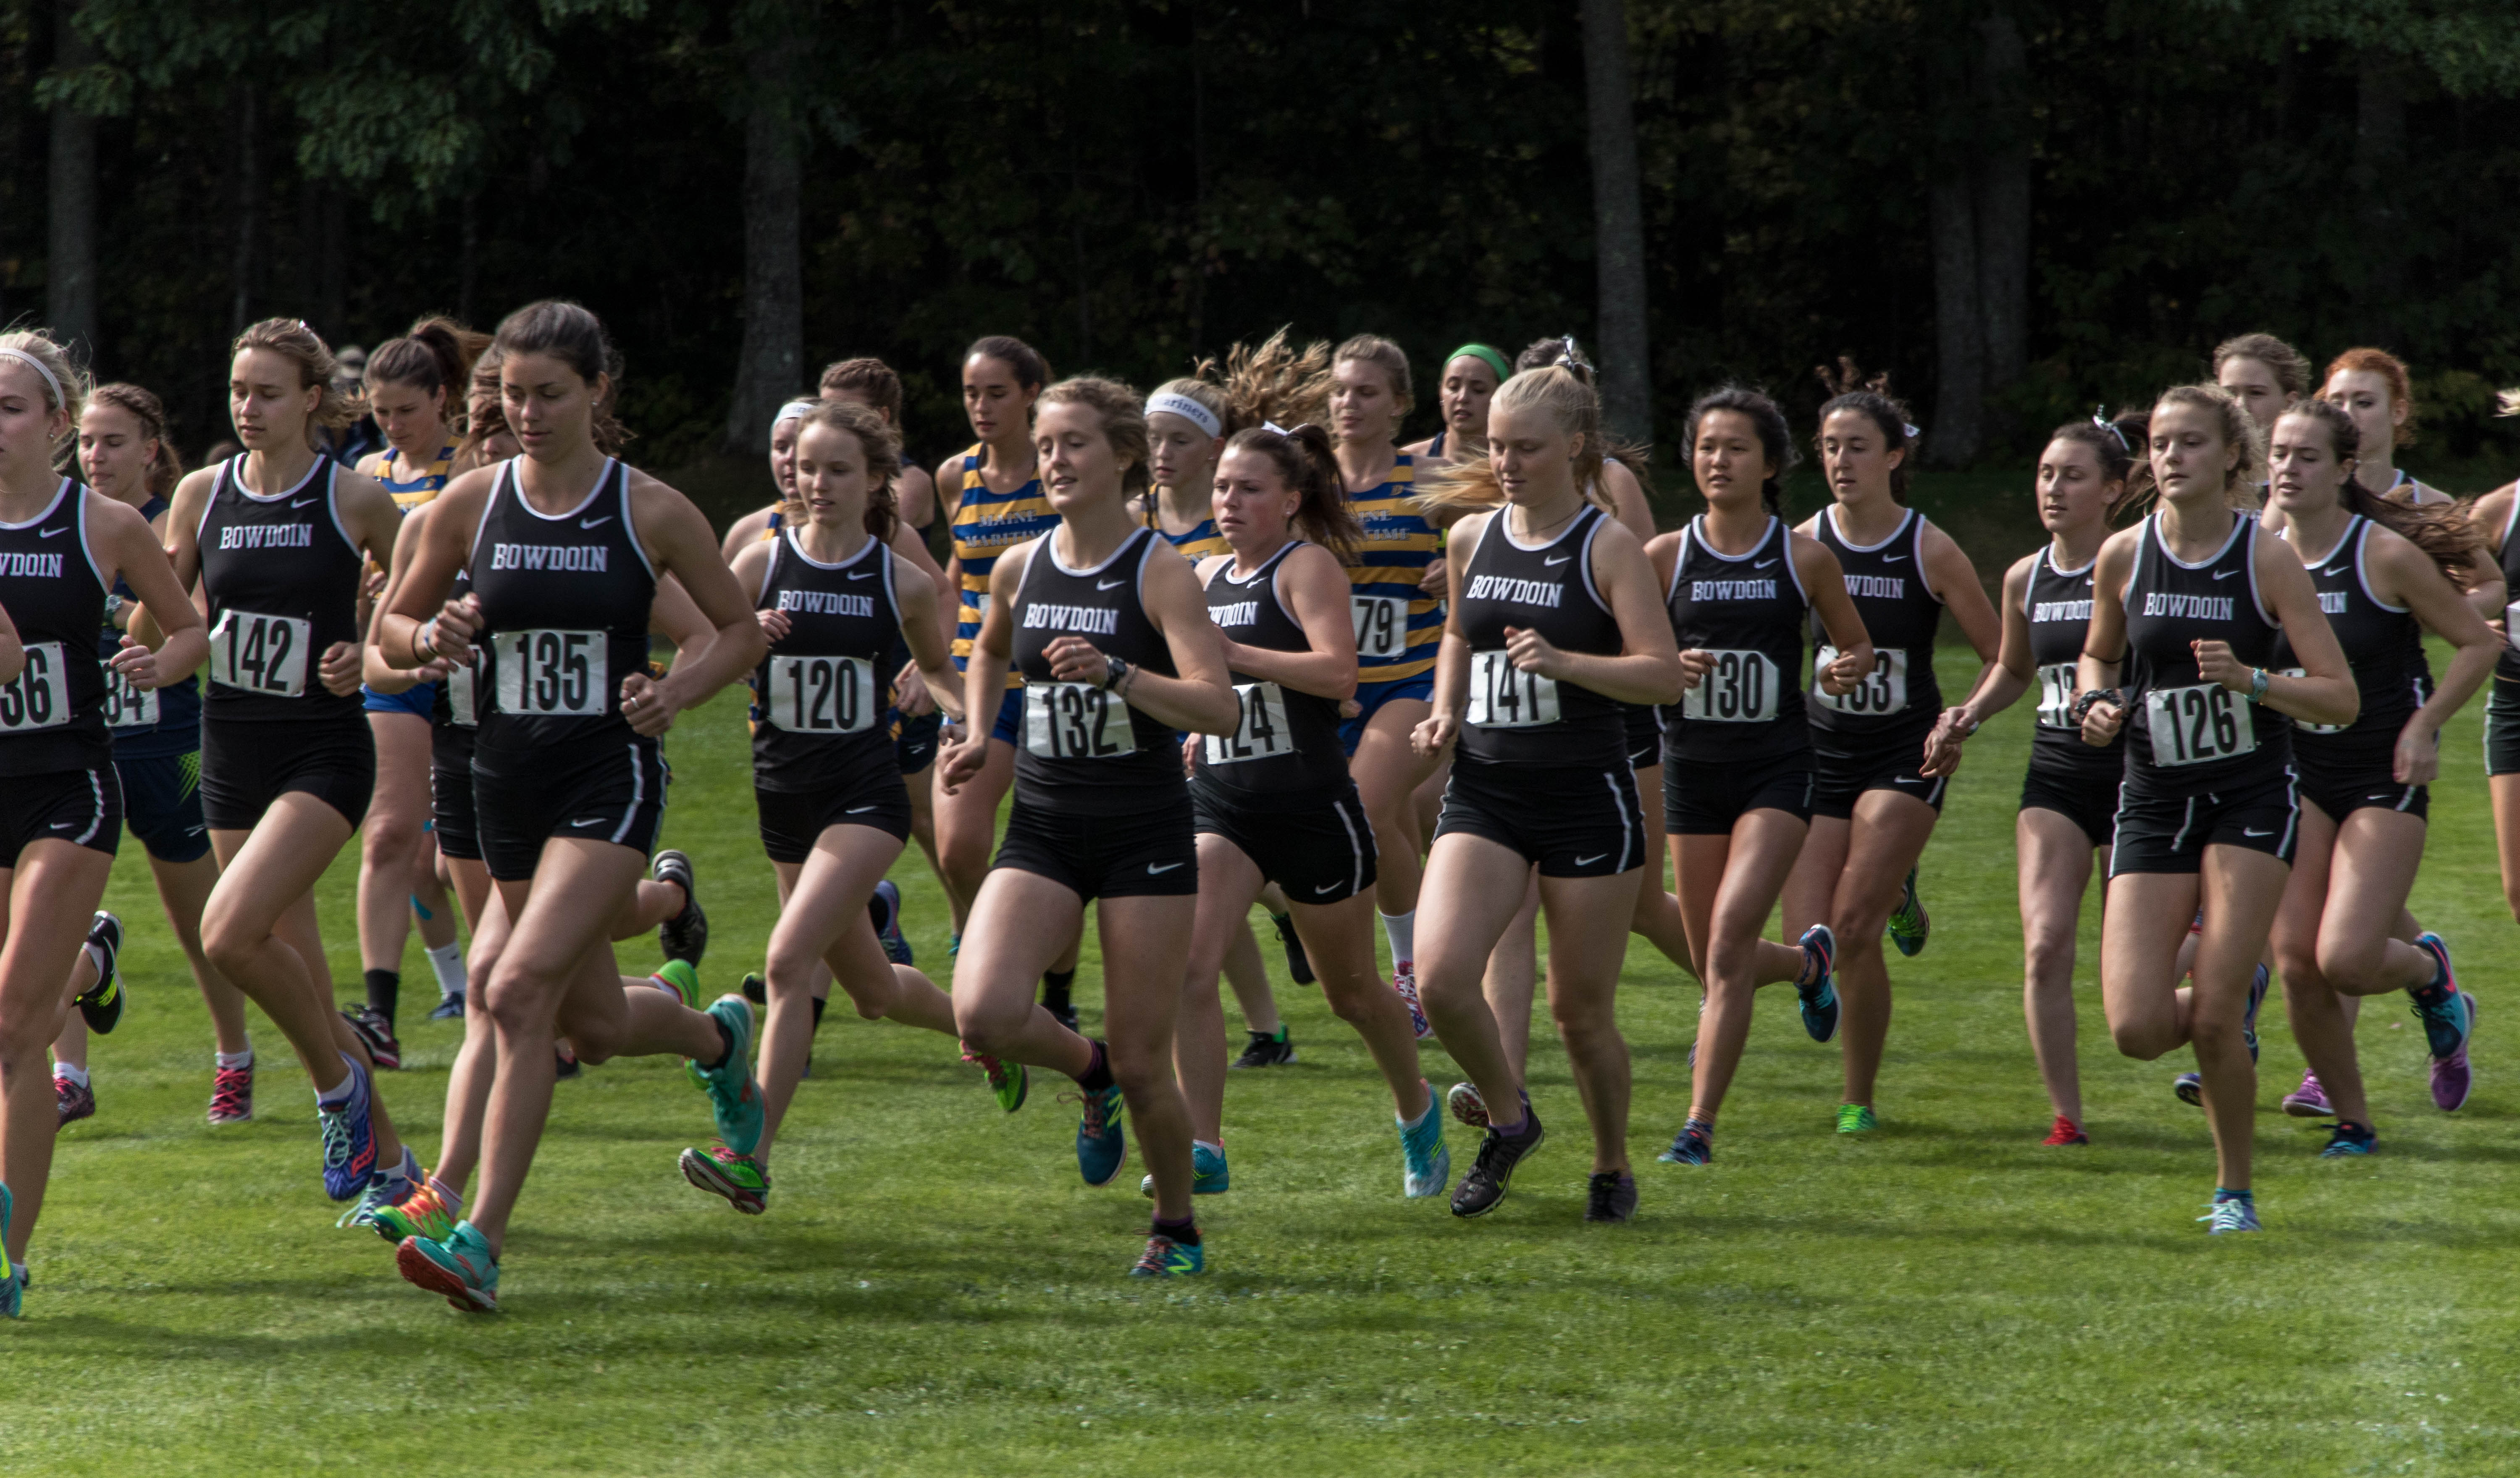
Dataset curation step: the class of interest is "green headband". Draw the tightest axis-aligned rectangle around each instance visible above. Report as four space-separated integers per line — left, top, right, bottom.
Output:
1447 344 1514 385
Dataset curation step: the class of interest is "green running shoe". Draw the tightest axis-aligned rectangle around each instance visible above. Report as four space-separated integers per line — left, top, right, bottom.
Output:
740 971 767 1006
1836 1102 1878 1135
1129 1233 1205 1278
652 959 700 1008
1885 868 1929 957
963 1045 1028 1113
365 1180 456 1244
1141 1141 1230 1198
687 994 764 1156
681 1144 770 1214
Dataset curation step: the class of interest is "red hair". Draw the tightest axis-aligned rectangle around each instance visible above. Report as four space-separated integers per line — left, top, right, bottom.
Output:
2324 347 2418 445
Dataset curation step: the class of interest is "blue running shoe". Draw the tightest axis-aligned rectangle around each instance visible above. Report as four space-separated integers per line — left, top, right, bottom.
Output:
1657 1118 1714 1165
1399 1089 1451 1198
948 932 962 957
0 1183 17 1318
1796 925 1840 1044
317 1057 378 1202
2319 1120 2377 1158
2243 961 2270 1065
2174 1071 2202 1107
2410 933 2475 1110
428 991 467 1021
869 879 914 966
1129 1233 1204 1278
688 995 764 1156
397 1220 500 1311
1070 1082 1127 1187
1141 1141 1230 1198
2200 1195 2260 1234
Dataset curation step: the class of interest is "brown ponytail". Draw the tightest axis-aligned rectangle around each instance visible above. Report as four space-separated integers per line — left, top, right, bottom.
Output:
1221 422 1360 562
88 382 186 497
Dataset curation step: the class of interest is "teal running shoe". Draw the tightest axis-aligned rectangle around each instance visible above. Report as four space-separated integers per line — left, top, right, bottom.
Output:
2200 1195 2261 1234
2410 933 2474 1110
687 994 764 1156
0 1183 17 1319
681 1144 770 1214
397 1219 500 1311
1657 1118 1713 1166
948 932 961 957
1885 869 1929 957
1796 925 1840 1043
1071 1082 1127 1186
2318 1120 2377 1158
1140 1141 1229 1199
964 1046 1028 1113
1129 1233 1204 1278
1399 1090 1451 1198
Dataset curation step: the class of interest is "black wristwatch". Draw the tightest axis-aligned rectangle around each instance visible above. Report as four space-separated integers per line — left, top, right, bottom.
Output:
1102 655 1132 692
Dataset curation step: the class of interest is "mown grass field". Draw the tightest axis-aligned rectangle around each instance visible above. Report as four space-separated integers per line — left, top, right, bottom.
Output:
5 641 2513 1476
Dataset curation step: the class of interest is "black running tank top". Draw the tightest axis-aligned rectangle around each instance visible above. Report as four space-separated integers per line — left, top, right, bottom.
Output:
2495 494 2520 683
467 459 655 754
1809 505 1942 736
0 479 110 772
1454 504 1626 766
2269 516 2429 747
2121 511 2291 789
750 528 903 791
1193 541 1349 800
2024 547 2122 777
1009 525 1184 812
197 455 364 722
1656 515 1810 764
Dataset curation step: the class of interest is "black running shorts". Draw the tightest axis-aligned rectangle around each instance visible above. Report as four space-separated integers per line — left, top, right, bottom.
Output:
992 794 1198 901
1192 778 1378 905
1809 722 1947 820
1664 745 1814 836
893 710 942 776
2486 678 2520 777
430 722 480 862
1622 703 1662 771
473 736 667 882
2019 760 2122 849
2294 735 2428 823
115 747 209 863
757 765 915 864
201 712 377 831
0 764 122 868
1434 755 1646 878
2109 769 2302 876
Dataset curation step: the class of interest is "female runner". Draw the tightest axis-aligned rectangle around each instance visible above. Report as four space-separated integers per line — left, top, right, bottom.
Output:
2462 419 2520 967
375 300 769 1309
1647 388 1866 1169
2213 333 2311 439
1403 344 1509 464
940 376 1238 1278
1779 383 1999 1133
1923 411 2151 1144
0 330 209 1315
2324 349 2450 505
1409 366 1682 1223
2077 383 2357 1233
2261 397 2491 1147
152 318 415 1207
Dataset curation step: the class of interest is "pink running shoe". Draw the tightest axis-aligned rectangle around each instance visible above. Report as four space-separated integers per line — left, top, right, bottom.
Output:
208 1064 254 1124
2281 1070 2332 1118
1392 962 1432 1040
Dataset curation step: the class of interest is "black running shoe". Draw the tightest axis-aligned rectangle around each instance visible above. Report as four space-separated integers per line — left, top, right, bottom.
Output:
1229 1028 1296 1069
1270 913 1315 985
74 912 125 1034
340 1002 402 1070
554 1041 582 1081
654 849 707 966
1450 1104 1545 1218
740 971 767 1006
1584 1170 1638 1223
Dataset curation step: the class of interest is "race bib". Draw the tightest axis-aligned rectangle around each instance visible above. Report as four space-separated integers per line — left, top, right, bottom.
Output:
1814 644 1908 715
1466 648 1560 729
1204 681 1293 765
1681 649 1779 723
99 654 159 729
2277 668 2344 735
1024 681 1137 760
0 642 71 731
494 628 607 717
2145 682 2257 767
2507 600 2520 654
445 655 480 727
765 654 876 734
1352 595 1409 661
207 610 311 697
2034 663 2077 730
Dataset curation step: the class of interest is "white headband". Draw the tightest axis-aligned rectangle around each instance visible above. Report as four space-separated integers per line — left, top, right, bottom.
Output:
1145 391 1222 439
769 398 820 450
0 347 66 413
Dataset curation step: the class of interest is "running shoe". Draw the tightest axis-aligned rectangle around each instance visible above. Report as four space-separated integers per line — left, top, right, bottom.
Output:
1450 1101 1544 1218
869 879 913 966
1400 1092 1450 1197
963 1045 1028 1113
2318 1120 2377 1158
1796 925 1840 1043
0 1184 16 1319
1070 1081 1127 1186
397 1220 500 1312
650 959 700 1009
949 932 961 957
428 991 466 1021
1836 1102 1878 1135
208 1063 253 1124
54 1074 94 1125
340 1002 402 1071
1129 1234 1204 1278
2281 1070 2333 1118
2200 1196 2260 1235
1657 1118 1714 1165
2411 932 2474 1111
1230 1027 1296 1069
688 995 763 1156
555 1041 583 1081
317 1058 379 1202
1584 1170 1638 1223
1270 912 1315 985
1446 1080 1489 1129
681 1144 771 1214
337 1172 413 1231
1885 868 1929 958
653 849 708 967
2041 1115 2088 1146
2243 961 2270 1065
1393 962 1432 1039
1139 1141 1230 1198
365 1180 455 1244
2174 1071 2203 1105
73 911 123 1034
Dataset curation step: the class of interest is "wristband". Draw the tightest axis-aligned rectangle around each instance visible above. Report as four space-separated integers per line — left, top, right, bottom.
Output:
415 618 440 664
2249 667 2270 703
2071 687 2121 725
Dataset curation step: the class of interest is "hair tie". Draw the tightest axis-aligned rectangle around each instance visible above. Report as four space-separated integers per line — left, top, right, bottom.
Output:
1145 391 1223 439
0 347 66 413
1902 421 1922 440
1446 343 1513 385
1263 420 1288 436
2091 408 2129 453
1552 335 1595 376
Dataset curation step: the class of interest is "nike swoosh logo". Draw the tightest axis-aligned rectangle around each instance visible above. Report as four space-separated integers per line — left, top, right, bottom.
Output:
291 497 318 509
1891 775 1924 784
848 571 877 580
49 821 76 829
1098 579 1127 591
580 516 612 530
1753 558 1778 570
2322 568 2347 578
1313 883 1342 894
1544 554 1572 567
569 815 608 827
2244 827 2274 837
2213 569 2240 581
846 805 879 813
1573 854 1608 867
1880 555 1906 564
1147 862 1185 874
38 526 67 538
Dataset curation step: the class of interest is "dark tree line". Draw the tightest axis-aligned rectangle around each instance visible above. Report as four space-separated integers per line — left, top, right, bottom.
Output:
4 0 2518 492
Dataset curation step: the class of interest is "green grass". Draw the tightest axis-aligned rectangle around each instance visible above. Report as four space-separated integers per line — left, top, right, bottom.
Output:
8 646 2517 1475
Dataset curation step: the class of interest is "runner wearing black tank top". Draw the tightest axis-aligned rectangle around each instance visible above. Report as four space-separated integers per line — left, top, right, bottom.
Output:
2460 472 2520 935
1927 414 2148 1147
154 321 417 1216
940 378 1236 1278
1781 392 1998 1136
1404 366 1681 1224
2078 384 2358 1233
375 301 769 1310
2260 403 2496 1152
0 332 208 1316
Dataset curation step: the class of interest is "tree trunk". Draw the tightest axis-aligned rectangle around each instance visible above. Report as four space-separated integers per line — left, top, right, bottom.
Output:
1580 0 1651 444
1972 10 2029 442
724 37 804 453
1927 176 1983 467
230 82 261 337
2354 49 2407 344
46 0 98 355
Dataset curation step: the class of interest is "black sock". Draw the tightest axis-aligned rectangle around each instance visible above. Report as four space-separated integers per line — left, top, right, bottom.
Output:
1041 968 1076 1010
809 995 828 1032
705 1015 735 1070
364 969 399 1028
1076 1039 1114 1094
1152 1215 1201 1246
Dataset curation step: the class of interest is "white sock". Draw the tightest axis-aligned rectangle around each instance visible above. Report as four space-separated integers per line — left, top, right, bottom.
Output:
53 1061 89 1088
81 941 106 990
426 942 467 997
314 1052 360 1107
1380 910 1416 970
428 1174 466 1219
216 1048 253 1071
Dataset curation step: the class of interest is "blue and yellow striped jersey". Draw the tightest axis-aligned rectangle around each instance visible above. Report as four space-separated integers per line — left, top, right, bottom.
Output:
1342 453 1442 684
362 442 456 512
949 445 1058 677
1157 515 1230 562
